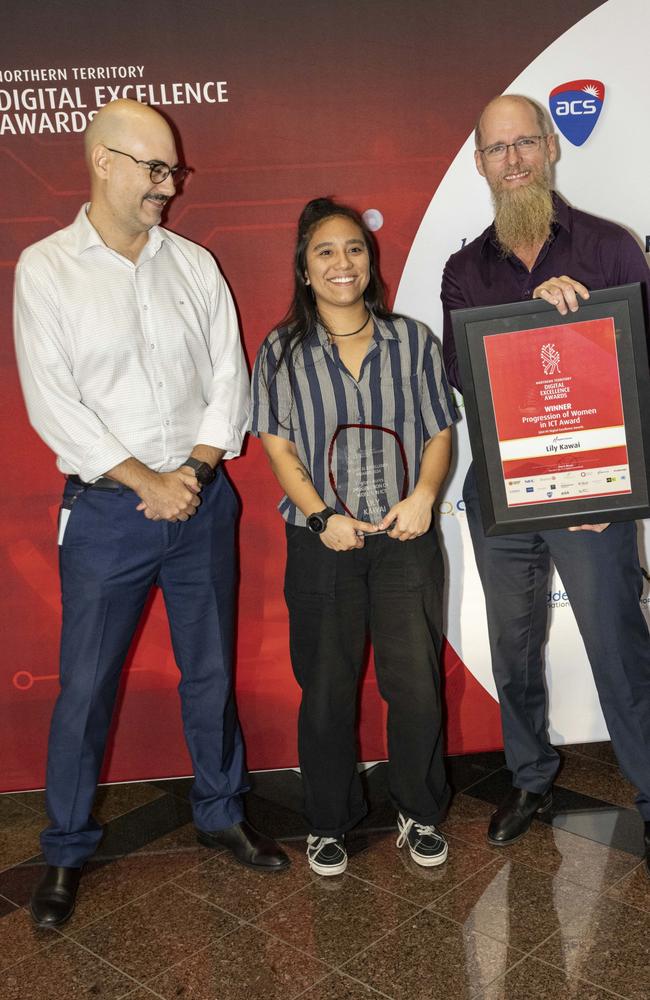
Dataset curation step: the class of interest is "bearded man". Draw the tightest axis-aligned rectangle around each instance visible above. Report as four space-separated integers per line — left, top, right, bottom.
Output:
441 94 650 869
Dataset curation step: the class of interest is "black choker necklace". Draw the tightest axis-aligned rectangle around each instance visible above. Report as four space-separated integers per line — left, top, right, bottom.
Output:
320 310 371 338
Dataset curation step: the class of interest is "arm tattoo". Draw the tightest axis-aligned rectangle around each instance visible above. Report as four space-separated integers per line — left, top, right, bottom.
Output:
294 461 312 483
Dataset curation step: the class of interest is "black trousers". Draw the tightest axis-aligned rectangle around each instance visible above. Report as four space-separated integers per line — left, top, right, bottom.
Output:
284 523 450 837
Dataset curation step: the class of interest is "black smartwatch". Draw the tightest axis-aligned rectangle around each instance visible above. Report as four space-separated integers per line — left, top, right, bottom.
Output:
307 507 336 534
182 457 216 485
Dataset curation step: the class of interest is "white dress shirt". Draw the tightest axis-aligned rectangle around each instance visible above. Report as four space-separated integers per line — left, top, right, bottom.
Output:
14 205 250 482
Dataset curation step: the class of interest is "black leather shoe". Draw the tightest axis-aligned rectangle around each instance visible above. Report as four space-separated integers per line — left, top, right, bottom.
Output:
487 787 553 846
644 821 650 878
30 865 82 928
196 820 290 871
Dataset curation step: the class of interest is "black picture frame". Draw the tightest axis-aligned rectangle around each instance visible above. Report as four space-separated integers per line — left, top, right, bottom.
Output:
452 283 650 535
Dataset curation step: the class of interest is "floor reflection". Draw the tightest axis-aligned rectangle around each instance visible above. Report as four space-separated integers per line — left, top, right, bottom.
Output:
0 743 647 999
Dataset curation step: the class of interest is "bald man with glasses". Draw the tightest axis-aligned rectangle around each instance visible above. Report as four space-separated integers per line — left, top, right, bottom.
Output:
442 94 650 870
14 99 288 928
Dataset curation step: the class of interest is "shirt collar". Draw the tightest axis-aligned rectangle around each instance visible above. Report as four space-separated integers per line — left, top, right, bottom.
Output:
480 191 570 255
372 315 400 341
72 203 166 258
313 311 399 349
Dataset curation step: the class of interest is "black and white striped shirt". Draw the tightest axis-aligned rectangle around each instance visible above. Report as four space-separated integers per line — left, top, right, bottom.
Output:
250 314 457 526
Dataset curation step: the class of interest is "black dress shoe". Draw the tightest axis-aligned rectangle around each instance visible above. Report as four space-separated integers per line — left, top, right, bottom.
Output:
30 865 82 928
487 787 553 846
644 821 650 878
196 820 290 871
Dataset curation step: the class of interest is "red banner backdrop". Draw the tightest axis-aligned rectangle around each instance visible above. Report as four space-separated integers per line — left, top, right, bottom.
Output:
1 0 601 790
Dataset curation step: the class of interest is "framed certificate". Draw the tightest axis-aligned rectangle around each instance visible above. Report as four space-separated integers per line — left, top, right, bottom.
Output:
452 283 650 535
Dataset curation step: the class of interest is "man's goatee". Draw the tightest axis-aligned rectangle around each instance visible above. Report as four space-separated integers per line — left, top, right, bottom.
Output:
493 179 555 256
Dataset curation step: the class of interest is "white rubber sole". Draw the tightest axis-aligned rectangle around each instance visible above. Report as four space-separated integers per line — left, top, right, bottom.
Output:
308 855 348 876
406 841 449 867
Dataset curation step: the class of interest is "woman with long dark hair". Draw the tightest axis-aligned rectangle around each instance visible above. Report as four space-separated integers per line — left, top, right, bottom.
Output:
251 197 457 875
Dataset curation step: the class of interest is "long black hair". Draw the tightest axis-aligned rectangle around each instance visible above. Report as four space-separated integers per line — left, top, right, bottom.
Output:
265 197 394 416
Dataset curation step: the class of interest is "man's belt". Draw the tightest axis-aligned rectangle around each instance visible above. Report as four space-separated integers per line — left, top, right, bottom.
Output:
68 466 221 492
67 474 122 491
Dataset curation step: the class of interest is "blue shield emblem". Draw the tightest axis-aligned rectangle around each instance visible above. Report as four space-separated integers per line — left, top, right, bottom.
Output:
549 79 605 147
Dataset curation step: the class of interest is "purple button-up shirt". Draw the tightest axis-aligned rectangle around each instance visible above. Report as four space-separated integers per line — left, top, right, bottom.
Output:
441 193 650 392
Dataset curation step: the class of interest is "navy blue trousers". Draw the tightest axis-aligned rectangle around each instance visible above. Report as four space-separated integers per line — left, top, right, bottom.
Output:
464 465 650 819
41 472 248 867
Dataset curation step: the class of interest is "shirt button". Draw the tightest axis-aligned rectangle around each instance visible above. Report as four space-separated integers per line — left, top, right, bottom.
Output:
158 381 164 387
150 343 155 349
143 305 148 311
164 419 171 427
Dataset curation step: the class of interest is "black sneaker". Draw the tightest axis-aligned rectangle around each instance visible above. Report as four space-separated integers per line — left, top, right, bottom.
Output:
396 812 448 867
306 834 347 876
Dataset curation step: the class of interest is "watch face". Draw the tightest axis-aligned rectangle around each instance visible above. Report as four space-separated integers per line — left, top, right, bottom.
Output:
194 462 216 485
184 459 215 485
307 508 335 533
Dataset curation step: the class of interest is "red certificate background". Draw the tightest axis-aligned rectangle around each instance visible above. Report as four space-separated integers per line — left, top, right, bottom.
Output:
484 318 628 478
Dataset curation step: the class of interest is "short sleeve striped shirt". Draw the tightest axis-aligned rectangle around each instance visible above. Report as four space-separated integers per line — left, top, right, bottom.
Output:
250 314 457 525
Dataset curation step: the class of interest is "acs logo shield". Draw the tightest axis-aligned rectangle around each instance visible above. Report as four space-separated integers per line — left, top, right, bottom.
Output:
548 79 605 146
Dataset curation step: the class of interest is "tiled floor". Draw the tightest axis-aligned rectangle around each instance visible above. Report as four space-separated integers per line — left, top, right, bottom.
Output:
1 745 648 999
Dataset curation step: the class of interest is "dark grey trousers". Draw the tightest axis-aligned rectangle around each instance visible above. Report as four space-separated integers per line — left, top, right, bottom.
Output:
464 465 650 819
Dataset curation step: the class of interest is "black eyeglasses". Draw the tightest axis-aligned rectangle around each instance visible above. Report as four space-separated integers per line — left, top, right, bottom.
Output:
106 147 191 185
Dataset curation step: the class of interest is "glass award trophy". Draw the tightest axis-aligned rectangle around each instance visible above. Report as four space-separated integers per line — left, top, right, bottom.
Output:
327 423 409 522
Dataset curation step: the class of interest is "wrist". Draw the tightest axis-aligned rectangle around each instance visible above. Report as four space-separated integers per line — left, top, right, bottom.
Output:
117 462 158 496
135 466 161 496
190 444 223 468
411 484 437 504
